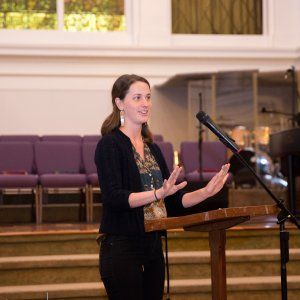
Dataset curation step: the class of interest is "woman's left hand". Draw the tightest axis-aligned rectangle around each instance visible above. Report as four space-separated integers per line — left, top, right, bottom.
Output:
156 166 187 199
202 163 230 198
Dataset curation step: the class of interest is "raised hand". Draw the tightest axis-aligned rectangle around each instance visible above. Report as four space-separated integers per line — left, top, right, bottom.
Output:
156 166 187 199
203 163 230 198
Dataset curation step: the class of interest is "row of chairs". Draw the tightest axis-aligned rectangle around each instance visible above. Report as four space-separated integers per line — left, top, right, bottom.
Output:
0 135 99 143
0 134 164 143
0 134 164 224
0 140 99 224
157 140 228 182
0 136 228 224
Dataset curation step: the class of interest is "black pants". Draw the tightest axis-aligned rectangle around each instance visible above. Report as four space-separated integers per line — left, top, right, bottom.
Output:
99 232 165 300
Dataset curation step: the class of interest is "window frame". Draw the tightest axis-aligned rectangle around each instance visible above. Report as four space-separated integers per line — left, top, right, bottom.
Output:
0 0 133 50
170 0 272 48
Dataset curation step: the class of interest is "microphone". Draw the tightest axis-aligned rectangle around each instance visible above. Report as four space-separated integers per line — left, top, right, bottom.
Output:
196 111 240 153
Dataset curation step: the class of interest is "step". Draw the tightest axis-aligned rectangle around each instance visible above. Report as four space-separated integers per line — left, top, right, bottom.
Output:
0 282 106 300
0 203 103 224
1 226 300 257
165 227 300 251
0 254 98 286
1 249 300 286
169 248 300 280
0 232 100 257
0 276 300 300
169 276 300 300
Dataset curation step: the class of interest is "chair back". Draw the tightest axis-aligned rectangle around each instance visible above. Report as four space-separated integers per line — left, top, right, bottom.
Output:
156 141 174 173
1 135 40 143
82 142 97 174
35 141 82 174
41 135 82 143
82 135 101 143
180 141 199 173
153 134 164 142
180 141 227 173
202 141 227 171
0 142 34 173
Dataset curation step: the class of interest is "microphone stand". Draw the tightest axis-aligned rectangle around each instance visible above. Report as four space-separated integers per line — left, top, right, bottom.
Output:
220 136 300 300
198 93 204 182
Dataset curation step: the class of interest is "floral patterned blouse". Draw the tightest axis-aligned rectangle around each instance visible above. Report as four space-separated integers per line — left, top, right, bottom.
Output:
132 143 167 221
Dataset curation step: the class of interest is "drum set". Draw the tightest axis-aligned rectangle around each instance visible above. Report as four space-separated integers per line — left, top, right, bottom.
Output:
228 126 287 188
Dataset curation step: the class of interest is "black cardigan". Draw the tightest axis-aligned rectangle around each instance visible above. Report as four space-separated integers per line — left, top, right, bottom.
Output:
94 128 186 235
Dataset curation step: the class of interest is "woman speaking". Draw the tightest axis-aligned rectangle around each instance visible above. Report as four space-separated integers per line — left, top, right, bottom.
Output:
95 74 229 300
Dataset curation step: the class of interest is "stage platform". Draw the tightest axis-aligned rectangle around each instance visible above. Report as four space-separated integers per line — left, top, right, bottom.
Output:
1 214 300 300
0 213 297 236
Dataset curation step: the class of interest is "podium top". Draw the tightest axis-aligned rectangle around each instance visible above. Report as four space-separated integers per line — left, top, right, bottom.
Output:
144 205 279 232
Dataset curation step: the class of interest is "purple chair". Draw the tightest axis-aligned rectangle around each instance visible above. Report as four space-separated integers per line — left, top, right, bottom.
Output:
156 142 174 172
82 135 101 143
82 142 98 187
82 142 100 222
156 141 185 183
41 135 82 143
180 141 229 182
153 134 164 142
1 135 40 143
34 141 88 223
1 135 40 173
0 142 39 223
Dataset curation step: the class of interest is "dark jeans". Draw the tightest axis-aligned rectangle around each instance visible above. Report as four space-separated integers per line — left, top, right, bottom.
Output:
99 232 165 300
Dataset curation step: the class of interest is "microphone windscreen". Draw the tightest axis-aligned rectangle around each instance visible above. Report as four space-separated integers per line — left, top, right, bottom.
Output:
196 111 208 123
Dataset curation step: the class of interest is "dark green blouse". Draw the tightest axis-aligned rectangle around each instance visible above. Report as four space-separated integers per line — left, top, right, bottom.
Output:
132 143 167 220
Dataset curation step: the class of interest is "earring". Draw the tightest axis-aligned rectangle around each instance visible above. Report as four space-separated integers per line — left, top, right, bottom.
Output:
120 110 125 127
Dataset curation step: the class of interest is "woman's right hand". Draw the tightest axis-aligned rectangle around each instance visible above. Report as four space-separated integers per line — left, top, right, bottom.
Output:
156 166 187 199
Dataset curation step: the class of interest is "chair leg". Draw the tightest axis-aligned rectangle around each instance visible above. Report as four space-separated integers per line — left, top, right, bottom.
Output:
89 186 94 223
85 185 91 223
78 188 83 222
85 185 89 223
31 196 35 223
33 188 37 223
0 190 3 205
37 186 43 224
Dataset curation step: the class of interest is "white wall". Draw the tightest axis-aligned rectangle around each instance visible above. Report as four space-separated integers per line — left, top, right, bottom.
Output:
151 86 188 149
0 0 299 148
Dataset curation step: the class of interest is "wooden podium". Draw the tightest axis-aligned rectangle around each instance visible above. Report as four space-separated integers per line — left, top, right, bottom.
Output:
144 205 279 300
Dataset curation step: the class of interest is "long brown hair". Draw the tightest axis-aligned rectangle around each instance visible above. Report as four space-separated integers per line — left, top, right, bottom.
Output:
101 74 153 143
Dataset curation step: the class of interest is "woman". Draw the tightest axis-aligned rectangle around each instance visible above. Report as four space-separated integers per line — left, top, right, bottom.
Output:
95 74 229 300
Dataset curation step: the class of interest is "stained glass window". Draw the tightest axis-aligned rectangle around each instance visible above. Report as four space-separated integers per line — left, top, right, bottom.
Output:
0 0 125 31
172 0 263 35
64 0 125 32
0 0 57 29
